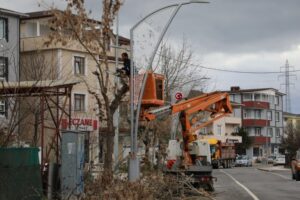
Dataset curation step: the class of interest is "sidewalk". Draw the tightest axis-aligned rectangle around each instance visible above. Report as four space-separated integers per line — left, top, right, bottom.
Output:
255 164 290 172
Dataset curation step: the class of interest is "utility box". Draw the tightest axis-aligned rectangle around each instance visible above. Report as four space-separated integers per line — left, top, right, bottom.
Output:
61 130 85 199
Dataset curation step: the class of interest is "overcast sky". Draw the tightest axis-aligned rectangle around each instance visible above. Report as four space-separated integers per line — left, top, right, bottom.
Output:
1 0 300 113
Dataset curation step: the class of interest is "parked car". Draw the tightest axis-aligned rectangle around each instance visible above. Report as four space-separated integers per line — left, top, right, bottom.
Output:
291 149 300 181
267 155 276 164
235 155 252 167
273 154 286 166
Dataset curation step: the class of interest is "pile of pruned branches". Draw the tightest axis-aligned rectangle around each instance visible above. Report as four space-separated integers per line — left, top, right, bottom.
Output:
83 171 215 200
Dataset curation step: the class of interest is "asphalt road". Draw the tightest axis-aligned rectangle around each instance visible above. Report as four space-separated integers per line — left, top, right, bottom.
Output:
212 166 300 200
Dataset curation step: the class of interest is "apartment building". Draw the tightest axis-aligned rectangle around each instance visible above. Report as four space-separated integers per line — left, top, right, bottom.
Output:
0 8 26 119
284 112 300 129
20 11 130 164
227 86 285 158
199 102 242 143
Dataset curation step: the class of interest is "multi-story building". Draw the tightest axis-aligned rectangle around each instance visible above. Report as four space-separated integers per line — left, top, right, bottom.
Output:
227 86 285 158
283 112 300 129
0 8 27 118
199 102 242 143
19 11 130 164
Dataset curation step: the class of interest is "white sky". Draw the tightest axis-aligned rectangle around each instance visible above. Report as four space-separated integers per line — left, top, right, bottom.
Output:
1 0 300 112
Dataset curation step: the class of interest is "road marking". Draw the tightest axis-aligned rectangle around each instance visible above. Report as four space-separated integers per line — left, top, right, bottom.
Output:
269 172 290 180
220 169 260 200
254 168 291 180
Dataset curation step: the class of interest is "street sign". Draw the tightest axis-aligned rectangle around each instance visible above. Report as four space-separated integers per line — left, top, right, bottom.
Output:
175 92 183 100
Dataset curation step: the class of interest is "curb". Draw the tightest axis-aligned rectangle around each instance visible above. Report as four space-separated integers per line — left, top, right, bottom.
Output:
256 167 289 172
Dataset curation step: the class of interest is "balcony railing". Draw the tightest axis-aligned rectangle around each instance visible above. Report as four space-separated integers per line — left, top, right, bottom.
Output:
249 136 270 145
242 101 269 109
225 117 241 124
243 119 270 127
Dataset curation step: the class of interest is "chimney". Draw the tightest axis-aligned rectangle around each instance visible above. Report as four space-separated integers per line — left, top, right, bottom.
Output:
230 86 240 92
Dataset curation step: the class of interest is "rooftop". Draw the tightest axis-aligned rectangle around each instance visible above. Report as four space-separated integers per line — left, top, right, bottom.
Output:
284 112 300 117
224 86 285 96
21 10 130 45
0 7 28 17
0 79 81 97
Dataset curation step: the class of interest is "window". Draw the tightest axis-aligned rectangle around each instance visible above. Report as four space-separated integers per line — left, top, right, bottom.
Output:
255 127 261 136
74 94 85 111
0 57 8 81
74 56 85 75
254 93 260 101
243 110 248 119
0 100 6 117
243 93 252 101
230 94 235 102
0 17 8 41
217 125 222 136
255 110 261 119
262 94 268 101
275 112 280 122
276 128 280 137
267 128 273 137
267 111 272 120
275 96 279 105
200 127 207 135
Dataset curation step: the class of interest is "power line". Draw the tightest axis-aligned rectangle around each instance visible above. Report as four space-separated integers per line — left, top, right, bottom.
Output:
156 52 300 74
195 65 300 74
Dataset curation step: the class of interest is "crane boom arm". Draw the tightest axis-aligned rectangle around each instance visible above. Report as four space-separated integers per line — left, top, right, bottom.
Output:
142 91 232 134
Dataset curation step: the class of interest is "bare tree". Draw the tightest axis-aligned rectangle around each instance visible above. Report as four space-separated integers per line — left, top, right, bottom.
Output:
281 123 300 164
47 0 128 179
155 39 208 101
139 40 209 169
0 49 61 147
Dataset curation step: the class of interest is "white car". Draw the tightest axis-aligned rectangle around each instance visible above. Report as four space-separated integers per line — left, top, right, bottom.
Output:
273 155 286 166
235 155 252 167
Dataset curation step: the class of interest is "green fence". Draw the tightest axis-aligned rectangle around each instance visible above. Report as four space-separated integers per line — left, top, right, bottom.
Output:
0 148 43 200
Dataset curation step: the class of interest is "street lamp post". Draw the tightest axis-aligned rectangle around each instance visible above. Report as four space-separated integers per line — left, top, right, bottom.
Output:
129 0 209 181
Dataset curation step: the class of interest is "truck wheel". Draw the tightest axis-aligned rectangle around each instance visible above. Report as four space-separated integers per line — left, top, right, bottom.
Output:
207 182 215 192
292 172 296 180
295 171 300 181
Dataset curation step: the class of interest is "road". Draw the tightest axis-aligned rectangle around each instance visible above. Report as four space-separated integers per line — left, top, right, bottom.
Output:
212 166 300 200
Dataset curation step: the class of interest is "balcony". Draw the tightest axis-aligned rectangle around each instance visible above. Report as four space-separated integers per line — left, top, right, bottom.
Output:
243 101 269 109
250 136 270 145
243 119 270 127
225 116 241 125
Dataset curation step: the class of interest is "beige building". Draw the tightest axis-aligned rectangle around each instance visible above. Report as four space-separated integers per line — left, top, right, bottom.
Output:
199 103 242 143
20 11 130 165
284 112 300 129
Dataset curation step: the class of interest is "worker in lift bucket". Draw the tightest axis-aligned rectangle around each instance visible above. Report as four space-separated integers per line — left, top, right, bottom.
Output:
116 52 130 77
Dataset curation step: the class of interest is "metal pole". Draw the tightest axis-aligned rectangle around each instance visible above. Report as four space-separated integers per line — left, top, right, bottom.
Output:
129 0 209 182
129 26 139 181
41 96 45 169
56 89 59 164
113 12 120 172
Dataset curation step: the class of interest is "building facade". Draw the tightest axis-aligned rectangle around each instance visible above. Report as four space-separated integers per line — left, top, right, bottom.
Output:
227 87 285 158
199 103 242 143
0 8 26 118
284 112 300 129
20 11 130 165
